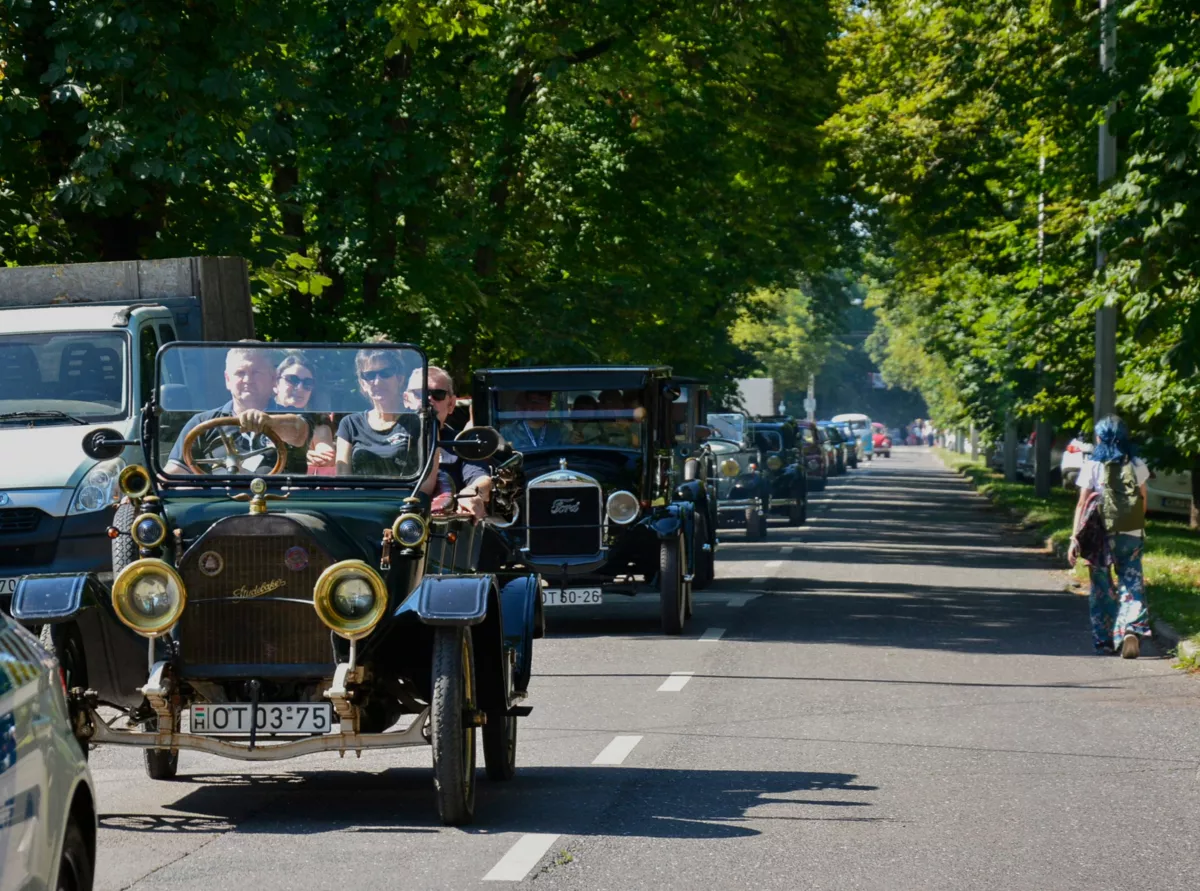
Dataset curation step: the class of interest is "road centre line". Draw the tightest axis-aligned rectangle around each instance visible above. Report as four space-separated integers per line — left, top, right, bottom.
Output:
657 671 694 692
764 560 783 569
592 735 643 766
484 834 562 882
699 627 726 641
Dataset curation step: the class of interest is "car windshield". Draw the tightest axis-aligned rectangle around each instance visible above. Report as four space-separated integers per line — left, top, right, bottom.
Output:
751 428 784 451
155 343 431 482
0 331 128 424
492 388 646 450
707 413 747 443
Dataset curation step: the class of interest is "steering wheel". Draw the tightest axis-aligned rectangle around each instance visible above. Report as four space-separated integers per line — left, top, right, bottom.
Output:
181 416 288 475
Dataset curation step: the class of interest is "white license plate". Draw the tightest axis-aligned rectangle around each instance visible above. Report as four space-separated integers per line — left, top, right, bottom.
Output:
190 703 333 736
1161 497 1190 509
542 587 602 607
0 578 17 597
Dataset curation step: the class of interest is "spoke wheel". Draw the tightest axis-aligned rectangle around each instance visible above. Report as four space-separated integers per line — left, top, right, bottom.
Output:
744 507 767 541
789 497 807 526
693 511 715 591
483 707 518 782
56 818 93 891
431 626 477 825
659 533 685 635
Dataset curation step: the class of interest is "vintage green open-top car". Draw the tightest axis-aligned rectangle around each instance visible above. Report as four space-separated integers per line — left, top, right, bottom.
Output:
11 342 539 825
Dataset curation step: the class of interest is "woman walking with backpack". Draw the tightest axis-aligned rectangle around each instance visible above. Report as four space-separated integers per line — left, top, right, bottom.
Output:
1068 415 1151 658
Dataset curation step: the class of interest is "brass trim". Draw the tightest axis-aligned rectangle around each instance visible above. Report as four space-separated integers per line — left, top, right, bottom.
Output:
313 560 388 641
719 458 741 478
391 512 429 548
130 513 167 549
118 464 152 498
112 559 187 637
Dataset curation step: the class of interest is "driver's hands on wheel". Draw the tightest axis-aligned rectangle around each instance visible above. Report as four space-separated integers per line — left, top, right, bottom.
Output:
238 408 272 434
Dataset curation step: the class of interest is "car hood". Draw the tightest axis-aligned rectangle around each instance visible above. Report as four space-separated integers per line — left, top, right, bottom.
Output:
522 447 643 491
0 419 136 489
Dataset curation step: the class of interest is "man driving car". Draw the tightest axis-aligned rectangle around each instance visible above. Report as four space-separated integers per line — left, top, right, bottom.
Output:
164 347 311 475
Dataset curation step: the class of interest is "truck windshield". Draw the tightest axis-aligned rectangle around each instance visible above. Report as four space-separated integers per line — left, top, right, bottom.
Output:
492 388 646 450
707 413 747 443
0 332 128 424
155 343 431 482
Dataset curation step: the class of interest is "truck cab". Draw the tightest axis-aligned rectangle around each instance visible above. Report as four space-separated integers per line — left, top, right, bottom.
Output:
0 257 252 608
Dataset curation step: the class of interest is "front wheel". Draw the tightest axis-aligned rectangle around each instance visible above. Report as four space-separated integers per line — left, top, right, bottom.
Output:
745 507 767 541
143 715 179 780
693 511 715 591
57 816 94 891
659 534 685 635
431 626 477 825
483 708 518 782
788 498 807 526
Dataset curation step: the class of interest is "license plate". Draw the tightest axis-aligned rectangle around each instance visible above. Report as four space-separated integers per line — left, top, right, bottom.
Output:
1161 496 1190 509
542 588 602 607
190 703 333 736
0 578 17 597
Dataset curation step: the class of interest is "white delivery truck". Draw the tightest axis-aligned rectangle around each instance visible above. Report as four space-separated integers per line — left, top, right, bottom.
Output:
0 258 254 608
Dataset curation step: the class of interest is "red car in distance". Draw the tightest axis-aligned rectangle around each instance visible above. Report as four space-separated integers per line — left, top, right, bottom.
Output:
871 422 892 458
797 420 829 490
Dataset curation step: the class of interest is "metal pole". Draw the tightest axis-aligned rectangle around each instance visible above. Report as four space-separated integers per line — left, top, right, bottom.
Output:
805 374 816 422
1095 0 1118 423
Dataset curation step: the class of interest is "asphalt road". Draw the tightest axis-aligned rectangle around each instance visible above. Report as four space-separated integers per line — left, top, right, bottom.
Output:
89 448 1200 890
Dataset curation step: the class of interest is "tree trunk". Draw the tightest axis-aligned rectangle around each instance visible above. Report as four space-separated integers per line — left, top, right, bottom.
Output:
1034 420 1052 498
1003 413 1018 482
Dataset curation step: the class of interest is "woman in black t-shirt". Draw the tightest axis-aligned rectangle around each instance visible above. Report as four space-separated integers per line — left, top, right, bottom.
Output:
336 349 438 491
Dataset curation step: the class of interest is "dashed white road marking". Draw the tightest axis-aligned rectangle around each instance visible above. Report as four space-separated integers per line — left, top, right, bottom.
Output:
592 735 643 766
779 546 795 556
725 594 758 608
484 834 561 882
764 560 783 570
657 671 694 692
692 593 759 608
749 576 766 585
699 627 726 641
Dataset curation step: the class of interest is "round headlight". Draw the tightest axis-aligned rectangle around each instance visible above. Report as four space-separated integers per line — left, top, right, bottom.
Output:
766 455 783 471
332 578 376 619
112 559 187 637
720 458 740 478
314 560 388 640
606 490 640 525
131 513 167 549
392 513 428 548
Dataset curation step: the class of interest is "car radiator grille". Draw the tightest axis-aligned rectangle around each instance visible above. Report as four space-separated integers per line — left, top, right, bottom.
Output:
527 485 602 557
0 508 42 534
177 531 333 668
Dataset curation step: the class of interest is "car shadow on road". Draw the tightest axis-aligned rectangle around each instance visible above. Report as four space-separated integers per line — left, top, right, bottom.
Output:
97 766 885 838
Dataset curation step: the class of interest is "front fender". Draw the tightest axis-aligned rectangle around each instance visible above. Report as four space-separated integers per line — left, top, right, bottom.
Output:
11 573 105 624
410 574 494 626
673 478 706 504
498 575 539 694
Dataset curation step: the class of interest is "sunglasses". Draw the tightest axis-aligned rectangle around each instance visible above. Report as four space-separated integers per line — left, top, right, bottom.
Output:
281 373 315 390
358 368 397 383
408 388 450 402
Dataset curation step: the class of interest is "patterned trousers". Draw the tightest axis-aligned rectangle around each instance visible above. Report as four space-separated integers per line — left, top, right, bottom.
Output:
1088 533 1150 652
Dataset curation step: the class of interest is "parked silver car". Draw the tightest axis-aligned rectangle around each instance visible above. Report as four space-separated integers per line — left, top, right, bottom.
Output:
1 611 96 891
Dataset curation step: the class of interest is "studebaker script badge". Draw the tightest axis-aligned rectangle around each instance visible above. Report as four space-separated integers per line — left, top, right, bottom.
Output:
198 551 224 577
233 579 286 600
550 498 581 515
283 546 309 572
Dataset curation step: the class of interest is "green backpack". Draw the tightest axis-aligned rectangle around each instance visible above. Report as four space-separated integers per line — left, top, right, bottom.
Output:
1101 459 1145 533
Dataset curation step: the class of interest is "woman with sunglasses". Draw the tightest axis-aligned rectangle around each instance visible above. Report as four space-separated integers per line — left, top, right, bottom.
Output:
274 352 335 472
336 349 439 493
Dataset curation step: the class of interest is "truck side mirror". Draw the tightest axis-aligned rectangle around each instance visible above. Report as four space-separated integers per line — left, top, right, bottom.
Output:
440 426 505 462
82 428 136 461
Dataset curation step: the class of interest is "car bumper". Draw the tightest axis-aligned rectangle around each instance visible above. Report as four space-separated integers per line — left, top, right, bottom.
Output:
0 508 115 607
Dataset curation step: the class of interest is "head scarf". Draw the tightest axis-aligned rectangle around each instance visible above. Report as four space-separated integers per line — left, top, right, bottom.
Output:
1091 413 1135 464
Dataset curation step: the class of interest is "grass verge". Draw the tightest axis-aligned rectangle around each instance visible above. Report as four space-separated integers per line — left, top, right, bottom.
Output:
934 448 1200 652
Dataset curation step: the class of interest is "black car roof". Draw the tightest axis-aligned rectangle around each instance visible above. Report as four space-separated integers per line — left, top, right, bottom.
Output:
477 365 672 390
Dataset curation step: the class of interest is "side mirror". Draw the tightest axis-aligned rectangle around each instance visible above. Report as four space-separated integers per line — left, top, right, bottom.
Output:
694 424 713 442
82 428 136 461
662 383 682 402
440 426 505 462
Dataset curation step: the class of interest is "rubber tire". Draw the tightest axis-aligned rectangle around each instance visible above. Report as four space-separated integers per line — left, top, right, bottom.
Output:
143 715 179 780
39 624 89 761
56 817 93 891
745 507 766 542
693 511 715 591
431 626 477 825
483 708 517 782
808 476 826 492
659 534 685 635
112 501 137 575
788 497 807 526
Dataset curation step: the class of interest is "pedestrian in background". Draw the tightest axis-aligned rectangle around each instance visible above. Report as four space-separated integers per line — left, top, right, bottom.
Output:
1068 414 1150 658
